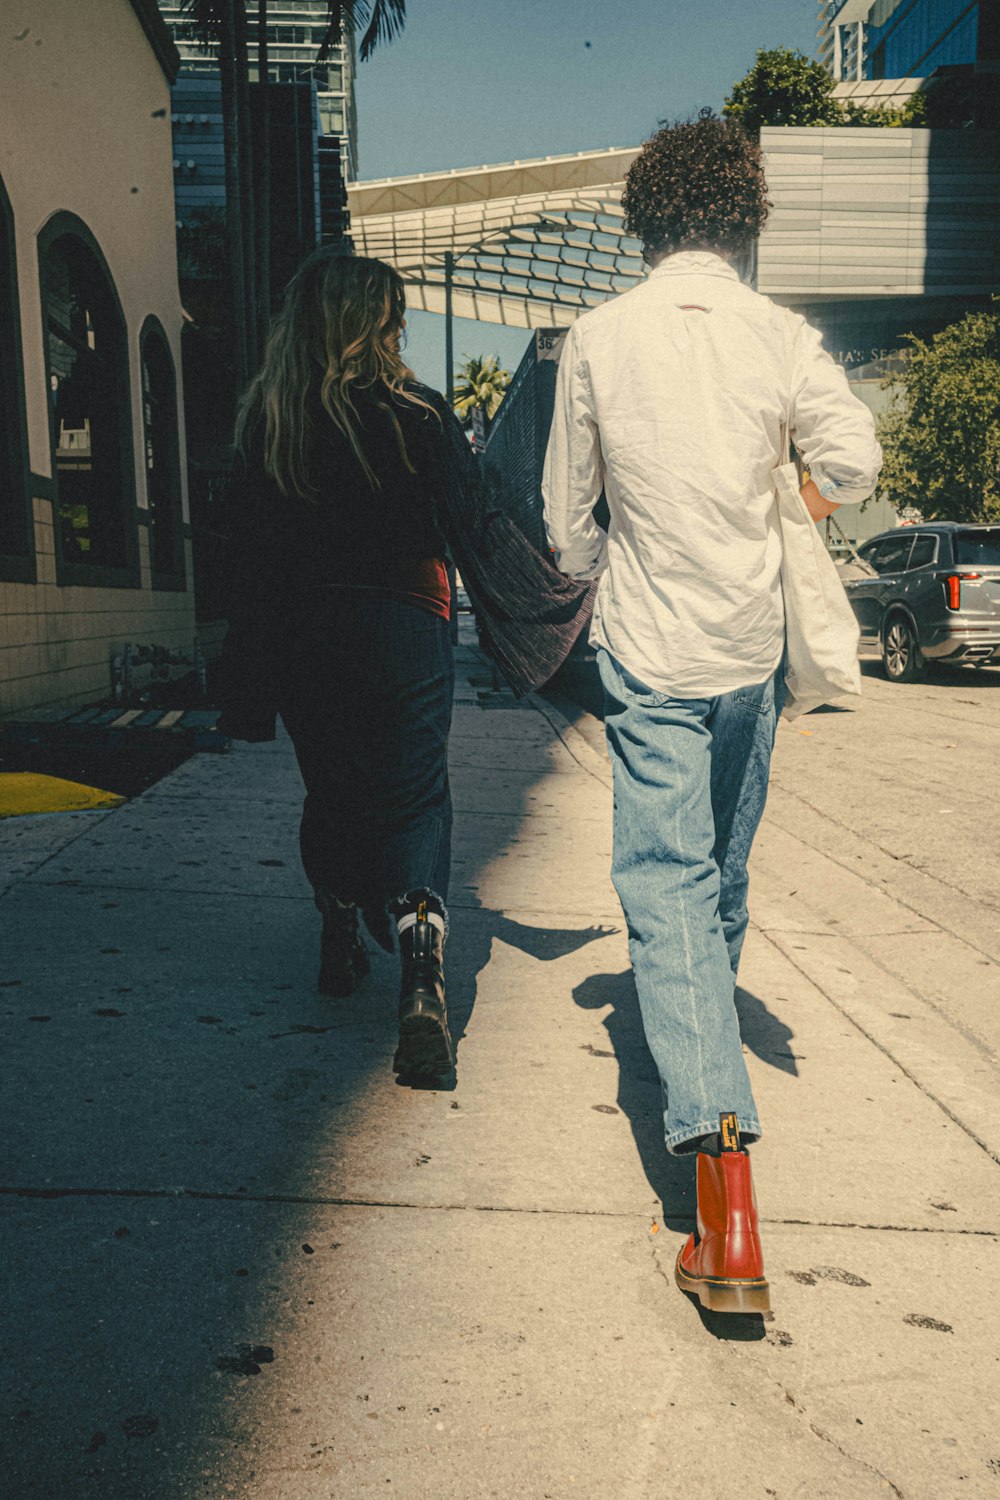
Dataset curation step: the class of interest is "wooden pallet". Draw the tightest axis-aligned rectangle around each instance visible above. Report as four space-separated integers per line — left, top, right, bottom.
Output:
1 705 229 754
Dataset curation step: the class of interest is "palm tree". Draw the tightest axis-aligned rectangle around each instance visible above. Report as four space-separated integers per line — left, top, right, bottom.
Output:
256 3 271 342
453 354 511 426
178 2 408 385
317 0 407 61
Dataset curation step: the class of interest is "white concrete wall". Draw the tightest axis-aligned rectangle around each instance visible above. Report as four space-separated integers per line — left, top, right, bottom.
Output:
0 0 196 718
759 126 1000 300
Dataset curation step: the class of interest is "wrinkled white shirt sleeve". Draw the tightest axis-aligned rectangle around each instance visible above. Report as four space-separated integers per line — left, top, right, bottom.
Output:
788 315 882 506
541 325 609 578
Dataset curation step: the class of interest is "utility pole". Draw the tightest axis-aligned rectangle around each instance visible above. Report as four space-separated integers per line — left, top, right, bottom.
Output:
256 0 271 350
443 251 458 643
975 0 1000 128
444 251 454 405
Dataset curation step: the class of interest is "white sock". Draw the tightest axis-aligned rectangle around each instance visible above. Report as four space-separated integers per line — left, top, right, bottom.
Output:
396 910 446 937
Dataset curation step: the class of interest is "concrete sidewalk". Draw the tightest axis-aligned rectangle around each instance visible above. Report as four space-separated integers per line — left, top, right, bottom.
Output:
1 631 998 1499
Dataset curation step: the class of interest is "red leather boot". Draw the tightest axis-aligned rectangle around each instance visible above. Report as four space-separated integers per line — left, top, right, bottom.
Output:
674 1116 770 1314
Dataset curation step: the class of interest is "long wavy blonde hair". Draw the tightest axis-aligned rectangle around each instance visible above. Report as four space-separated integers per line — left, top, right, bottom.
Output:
236 251 437 497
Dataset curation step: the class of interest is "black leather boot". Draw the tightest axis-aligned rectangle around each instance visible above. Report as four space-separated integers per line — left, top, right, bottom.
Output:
314 891 370 998
390 890 454 1077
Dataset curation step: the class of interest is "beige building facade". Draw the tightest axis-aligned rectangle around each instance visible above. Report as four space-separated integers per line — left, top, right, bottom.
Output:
0 0 194 719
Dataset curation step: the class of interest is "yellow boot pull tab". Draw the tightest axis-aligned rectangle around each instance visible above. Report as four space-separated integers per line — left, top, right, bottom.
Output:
719 1112 741 1153
417 898 428 925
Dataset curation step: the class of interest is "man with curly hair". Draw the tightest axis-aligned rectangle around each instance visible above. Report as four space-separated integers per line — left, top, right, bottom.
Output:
543 113 881 1314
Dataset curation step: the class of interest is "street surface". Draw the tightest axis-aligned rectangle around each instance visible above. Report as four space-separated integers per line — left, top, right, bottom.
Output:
1 631 998 1498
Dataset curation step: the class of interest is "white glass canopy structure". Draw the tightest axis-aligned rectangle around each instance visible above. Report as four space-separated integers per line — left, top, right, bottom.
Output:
348 127 1000 337
347 147 644 329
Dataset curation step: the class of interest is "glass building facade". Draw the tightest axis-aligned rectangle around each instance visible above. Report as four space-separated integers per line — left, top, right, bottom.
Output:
158 1 358 177
868 0 979 76
818 0 981 80
817 1 869 80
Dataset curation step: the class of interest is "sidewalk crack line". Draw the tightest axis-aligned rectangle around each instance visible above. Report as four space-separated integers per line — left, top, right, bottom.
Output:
760 930 1000 1167
2 1186 996 1235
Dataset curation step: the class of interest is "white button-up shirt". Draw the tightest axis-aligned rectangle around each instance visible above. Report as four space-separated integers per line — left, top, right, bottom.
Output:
541 251 882 698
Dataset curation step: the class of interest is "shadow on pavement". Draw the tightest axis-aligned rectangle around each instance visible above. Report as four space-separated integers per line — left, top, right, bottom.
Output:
859 656 1000 688
449 911 616 1038
735 986 798 1077
399 912 614 1090
682 1293 768 1343
572 970 799 1235
572 967 694 1232
0 661 621 1495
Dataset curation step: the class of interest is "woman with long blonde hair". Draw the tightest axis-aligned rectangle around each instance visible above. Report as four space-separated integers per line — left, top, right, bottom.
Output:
218 250 594 1081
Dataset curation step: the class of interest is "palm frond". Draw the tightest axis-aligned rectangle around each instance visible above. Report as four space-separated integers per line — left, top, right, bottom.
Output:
315 2 362 61
358 0 407 62
175 0 224 48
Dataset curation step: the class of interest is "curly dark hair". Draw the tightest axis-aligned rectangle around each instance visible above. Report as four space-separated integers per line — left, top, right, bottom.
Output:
622 112 770 261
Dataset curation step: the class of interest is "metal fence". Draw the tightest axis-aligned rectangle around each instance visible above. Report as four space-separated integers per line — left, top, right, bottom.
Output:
480 330 567 554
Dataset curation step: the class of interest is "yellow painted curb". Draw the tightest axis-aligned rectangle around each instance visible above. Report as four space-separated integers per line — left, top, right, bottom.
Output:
0 773 125 818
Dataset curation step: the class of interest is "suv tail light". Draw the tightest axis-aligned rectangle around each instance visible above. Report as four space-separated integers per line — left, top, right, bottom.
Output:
939 572 982 610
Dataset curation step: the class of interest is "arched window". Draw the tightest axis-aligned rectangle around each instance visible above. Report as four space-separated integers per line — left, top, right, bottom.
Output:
140 319 185 587
39 216 137 586
0 173 32 581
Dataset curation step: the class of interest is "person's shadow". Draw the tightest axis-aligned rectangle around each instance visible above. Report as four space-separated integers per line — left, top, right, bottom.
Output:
452 912 619 1034
394 910 617 1089
573 966 798 1342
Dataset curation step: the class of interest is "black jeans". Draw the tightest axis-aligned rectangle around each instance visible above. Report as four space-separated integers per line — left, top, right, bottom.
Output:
278 592 454 915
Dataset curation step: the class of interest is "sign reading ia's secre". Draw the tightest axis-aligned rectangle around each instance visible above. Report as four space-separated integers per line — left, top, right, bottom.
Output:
836 346 893 372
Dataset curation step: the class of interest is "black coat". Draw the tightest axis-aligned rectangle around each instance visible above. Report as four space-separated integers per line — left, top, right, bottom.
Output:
217 383 596 740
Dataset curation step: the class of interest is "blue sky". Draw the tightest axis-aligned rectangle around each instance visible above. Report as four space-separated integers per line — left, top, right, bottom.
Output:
355 0 820 391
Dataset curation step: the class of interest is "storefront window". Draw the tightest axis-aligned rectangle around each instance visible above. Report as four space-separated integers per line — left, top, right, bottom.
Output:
0 175 30 568
141 324 184 584
42 230 131 573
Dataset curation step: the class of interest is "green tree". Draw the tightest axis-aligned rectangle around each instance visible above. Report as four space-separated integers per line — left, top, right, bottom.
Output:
842 92 928 127
877 310 1000 523
724 45 931 136
723 47 842 134
453 354 511 424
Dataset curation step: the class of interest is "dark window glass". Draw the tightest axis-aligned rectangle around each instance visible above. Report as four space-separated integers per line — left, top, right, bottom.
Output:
0 194 27 558
141 331 182 580
44 236 128 569
907 534 938 569
871 534 914 574
871 0 978 75
955 529 1000 567
857 541 879 565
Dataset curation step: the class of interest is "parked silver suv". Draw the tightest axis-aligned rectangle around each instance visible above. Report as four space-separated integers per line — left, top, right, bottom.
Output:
842 524 1000 681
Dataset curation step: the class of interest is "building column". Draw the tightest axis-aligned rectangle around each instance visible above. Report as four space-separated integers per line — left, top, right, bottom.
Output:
976 0 1000 128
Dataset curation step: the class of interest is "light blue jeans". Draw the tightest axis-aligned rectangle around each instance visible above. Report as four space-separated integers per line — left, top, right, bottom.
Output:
598 648 785 1154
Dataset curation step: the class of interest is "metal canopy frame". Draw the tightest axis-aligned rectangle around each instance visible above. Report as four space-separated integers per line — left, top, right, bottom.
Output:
347 147 645 332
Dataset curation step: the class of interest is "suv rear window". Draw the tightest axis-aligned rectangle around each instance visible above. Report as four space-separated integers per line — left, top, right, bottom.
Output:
955 529 1000 567
907 534 937 569
871 534 913 573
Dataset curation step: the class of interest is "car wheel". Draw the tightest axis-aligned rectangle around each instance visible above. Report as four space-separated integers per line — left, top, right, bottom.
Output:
881 614 924 682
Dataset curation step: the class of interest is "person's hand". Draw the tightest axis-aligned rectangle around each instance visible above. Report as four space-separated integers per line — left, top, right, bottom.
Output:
800 475 840 522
